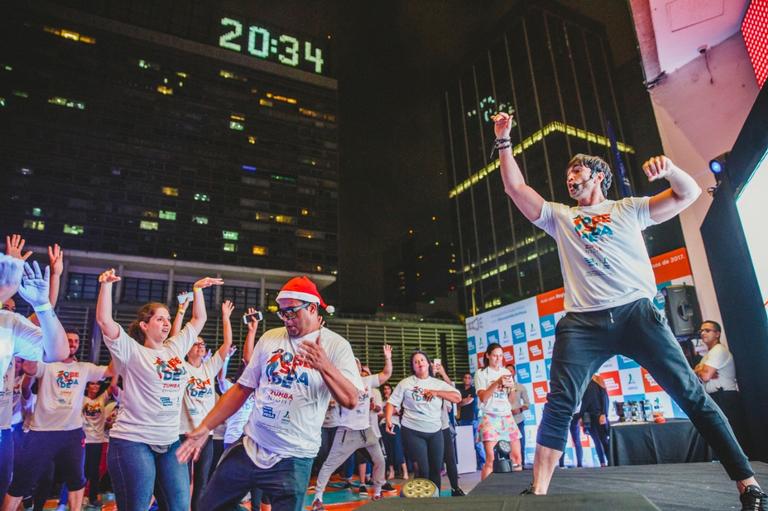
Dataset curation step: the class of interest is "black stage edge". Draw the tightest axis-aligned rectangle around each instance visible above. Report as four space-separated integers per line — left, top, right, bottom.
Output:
467 461 768 510
361 492 659 510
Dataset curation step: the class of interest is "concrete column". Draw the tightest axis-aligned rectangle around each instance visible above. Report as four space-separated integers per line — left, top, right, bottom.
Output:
114 264 125 305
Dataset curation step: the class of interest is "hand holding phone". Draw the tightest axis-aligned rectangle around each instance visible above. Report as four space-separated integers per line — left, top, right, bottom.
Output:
177 291 194 304
242 310 263 324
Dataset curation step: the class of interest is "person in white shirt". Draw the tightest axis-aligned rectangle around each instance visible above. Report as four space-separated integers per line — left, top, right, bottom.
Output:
491 112 764 508
180 300 233 511
475 343 522 480
385 350 461 493
3 330 112 511
695 321 750 453
82 379 115 508
95 268 222 511
177 276 362 511
379 382 408 481
311 345 392 510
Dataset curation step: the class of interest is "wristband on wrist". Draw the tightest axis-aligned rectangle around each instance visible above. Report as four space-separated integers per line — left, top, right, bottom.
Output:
193 287 202 293
33 303 53 313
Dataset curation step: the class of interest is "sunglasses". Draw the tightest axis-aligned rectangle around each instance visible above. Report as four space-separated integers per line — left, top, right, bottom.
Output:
276 302 312 321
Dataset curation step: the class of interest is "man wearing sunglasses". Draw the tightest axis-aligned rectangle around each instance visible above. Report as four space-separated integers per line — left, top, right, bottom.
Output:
177 276 363 511
695 321 750 454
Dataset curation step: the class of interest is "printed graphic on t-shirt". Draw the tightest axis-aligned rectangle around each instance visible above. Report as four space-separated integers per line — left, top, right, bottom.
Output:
83 401 103 418
56 369 80 389
186 376 213 399
573 213 613 243
154 356 186 381
264 348 310 388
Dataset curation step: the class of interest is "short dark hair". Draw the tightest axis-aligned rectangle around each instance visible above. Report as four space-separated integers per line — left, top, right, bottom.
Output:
65 328 81 337
702 320 722 333
567 154 613 196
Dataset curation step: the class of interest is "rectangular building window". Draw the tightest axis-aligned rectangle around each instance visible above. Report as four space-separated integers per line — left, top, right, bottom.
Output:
222 230 239 241
23 219 45 231
223 243 237 252
159 210 176 221
192 216 208 225
252 245 268 256
140 220 159 231
194 193 210 202
162 187 178 197
274 215 295 225
63 224 84 235
32 207 42 217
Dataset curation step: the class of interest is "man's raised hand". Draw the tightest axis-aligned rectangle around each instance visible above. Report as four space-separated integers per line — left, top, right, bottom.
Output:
492 112 514 139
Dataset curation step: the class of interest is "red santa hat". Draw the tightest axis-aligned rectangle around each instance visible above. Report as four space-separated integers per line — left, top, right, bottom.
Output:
276 276 335 314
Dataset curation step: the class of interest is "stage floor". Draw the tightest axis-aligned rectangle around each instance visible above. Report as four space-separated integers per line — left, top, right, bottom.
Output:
470 461 768 510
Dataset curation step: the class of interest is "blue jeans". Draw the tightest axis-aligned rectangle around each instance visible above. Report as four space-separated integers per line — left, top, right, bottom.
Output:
108 437 189 511
0 428 12 499
201 440 312 511
538 298 753 481
459 418 485 468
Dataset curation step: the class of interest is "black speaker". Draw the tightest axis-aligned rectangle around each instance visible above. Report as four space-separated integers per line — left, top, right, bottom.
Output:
663 285 702 337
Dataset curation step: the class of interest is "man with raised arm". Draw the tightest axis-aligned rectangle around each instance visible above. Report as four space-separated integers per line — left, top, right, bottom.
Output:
491 112 765 510
177 276 362 511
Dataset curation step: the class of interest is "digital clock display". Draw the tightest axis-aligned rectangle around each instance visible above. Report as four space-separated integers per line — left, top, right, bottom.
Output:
218 17 326 75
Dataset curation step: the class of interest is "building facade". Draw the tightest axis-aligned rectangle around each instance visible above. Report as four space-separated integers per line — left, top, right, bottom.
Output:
1 2 338 302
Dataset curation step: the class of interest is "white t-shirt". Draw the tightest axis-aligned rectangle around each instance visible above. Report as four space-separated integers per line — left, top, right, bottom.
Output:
340 374 380 431
701 343 739 393
322 400 341 428
382 398 400 428
388 375 461 433
475 366 513 416
0 360 14 429
103 400 119 440
212 395 227 440
238 327 362 461
180 355 224 434
103 323 198 445
370 387 383 438
219 378 255 445
0 311 44 382
533 197 658 312
82 392 110 443
31 360 108 431
11 372 24 426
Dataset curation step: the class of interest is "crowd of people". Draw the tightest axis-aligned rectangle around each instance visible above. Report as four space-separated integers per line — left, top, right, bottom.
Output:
0 111 765 511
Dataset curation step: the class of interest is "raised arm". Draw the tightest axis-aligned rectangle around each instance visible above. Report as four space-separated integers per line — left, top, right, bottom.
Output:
216 300 234 362
242 307 259 364
96 269 121 340
376 344 393 385
187 277 224 333
493 113 545 222
217 346 236 388
47 244 64 307
17 262 68 362
645 156 702 224
169 296 190 338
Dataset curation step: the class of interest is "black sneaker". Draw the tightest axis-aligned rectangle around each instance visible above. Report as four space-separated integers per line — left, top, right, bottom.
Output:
358 484 368 494
741 485 768 511
451 488 466 496
381 482 395 492
520 484 536 495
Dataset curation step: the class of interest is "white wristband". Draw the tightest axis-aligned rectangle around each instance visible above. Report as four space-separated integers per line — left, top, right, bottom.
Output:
33 303 53 313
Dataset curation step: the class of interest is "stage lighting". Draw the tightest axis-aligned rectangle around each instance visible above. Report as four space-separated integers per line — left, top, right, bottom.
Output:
400 478 438 498
708 151 730 196
493 439 513 473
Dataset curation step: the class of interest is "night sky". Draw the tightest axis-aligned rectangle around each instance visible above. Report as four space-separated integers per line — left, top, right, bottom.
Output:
208 0 639 311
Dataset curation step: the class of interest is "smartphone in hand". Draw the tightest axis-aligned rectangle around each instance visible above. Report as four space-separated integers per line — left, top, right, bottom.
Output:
242 310 263 324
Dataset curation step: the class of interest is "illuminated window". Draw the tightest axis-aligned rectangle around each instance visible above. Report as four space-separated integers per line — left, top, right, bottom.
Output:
43 26 96 44
265 92 297 104
13 91 28 98
219 69 246 81
63 224 84 235
300 208 309 216
252 245 268 256
229 121 244 131
3 65 12 71
274 215 294 224
162 187 178 197
296 229 321 239
194 193 210 202
254 212 269 221
140 221 159 231
19 167 32 176
315 265 323 272
142 210 158 218
159 210 176 221
248 135 257 144
223 243 237 252
192 216 208 225
259 99 273 107
230 113 245 121
23 220 45 231
242 164 257 172
48 96 85 109
222 230 239 241
156 85 173 95
176 71 188 78
32 208 42 217
0 98 5 107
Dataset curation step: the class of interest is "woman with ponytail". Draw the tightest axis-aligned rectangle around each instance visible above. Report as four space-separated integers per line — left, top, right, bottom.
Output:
95 269 222 511
475 343 522 479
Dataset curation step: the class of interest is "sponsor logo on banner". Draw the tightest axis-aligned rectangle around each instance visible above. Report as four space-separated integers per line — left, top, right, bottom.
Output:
598 356 619 372
532 381 549 403
617 355 639 370
511 323 527 344
523 401 536 425
516 363 531 384
543 337 554 358
486 330 500 346
500 328 513 347
641 368 663 393
515 343 529 364
539 314 556 337
527 339 544 361
527 320 540 341
468 356 477 373
545 358 552 380
530 361 546 383
502 346 515 365
620 368 644 395
467 336 476 354
600 370 623 396
476 335 487 353
477 353 485 370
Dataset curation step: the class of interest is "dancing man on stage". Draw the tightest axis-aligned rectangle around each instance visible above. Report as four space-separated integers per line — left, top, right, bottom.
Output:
491 111 766 510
